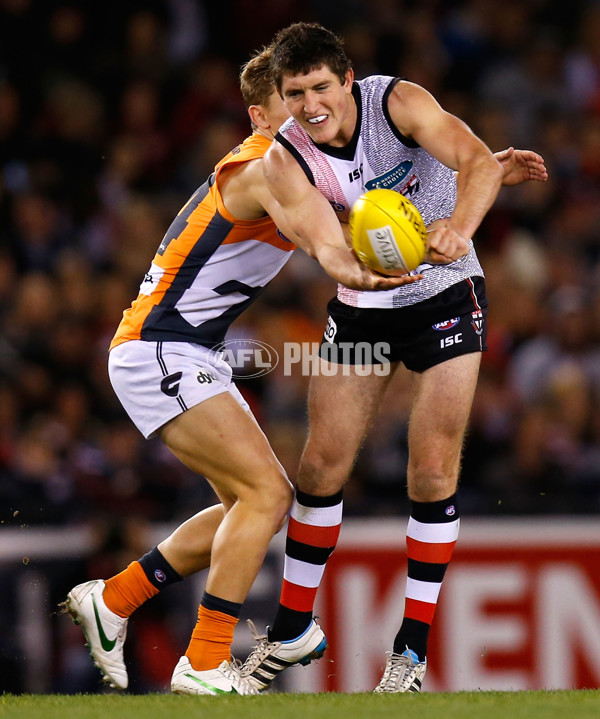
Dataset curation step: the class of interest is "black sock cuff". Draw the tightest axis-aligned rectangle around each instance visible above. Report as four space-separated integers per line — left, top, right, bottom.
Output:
138 546 183 589
394 618 429 661
410 493 459 523
295 488 343 508
201 591 242 619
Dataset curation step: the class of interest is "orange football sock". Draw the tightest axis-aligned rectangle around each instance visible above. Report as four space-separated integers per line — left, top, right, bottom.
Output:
185 605 238 671
103 561 160 618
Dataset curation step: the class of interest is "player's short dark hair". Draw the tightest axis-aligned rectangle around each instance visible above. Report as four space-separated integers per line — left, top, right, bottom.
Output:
271 22 352 90
239 45 275 108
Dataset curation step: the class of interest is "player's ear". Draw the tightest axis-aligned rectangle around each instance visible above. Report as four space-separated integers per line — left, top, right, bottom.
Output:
343 68 355 90
248 104 269 129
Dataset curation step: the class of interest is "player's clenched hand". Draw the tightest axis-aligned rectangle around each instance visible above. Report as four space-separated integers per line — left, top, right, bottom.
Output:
425 220 469 264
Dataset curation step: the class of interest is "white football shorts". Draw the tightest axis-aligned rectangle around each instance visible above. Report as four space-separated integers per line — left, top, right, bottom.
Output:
108 340 251 438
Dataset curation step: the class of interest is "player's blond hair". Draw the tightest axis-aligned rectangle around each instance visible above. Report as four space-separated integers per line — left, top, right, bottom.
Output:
239 45 275 109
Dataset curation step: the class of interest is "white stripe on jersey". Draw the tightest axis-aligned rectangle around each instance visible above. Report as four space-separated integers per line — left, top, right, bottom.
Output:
174 239 291 327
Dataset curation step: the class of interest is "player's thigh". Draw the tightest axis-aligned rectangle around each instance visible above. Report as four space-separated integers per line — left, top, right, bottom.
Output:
300 358 398 488
159 391 291 505
408 351 481 472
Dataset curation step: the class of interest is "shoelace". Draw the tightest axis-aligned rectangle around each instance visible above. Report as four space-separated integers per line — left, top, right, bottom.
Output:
241 620 280 674
224 657 259 695
377 652 416 692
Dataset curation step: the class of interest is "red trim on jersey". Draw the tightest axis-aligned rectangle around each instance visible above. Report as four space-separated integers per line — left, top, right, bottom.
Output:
287 517 341 548
280 580 318 612
404 597 437 625
406 536 457 564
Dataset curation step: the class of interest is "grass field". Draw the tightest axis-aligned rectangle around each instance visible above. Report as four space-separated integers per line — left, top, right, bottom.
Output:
2 690 600 719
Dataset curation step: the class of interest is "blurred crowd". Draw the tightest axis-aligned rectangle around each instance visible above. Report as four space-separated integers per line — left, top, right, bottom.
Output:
1 0 600 534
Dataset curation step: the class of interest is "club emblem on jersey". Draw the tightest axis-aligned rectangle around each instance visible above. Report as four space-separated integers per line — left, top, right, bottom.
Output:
432 318 460 331
399 173 420 198
471 310 484 336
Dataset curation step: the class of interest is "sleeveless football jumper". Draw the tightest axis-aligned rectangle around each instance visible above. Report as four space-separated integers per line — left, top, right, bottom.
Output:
111 133 295 351
276 76 484 309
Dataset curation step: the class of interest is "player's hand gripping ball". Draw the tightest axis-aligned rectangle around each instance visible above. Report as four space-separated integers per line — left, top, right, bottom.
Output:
349 188 427 276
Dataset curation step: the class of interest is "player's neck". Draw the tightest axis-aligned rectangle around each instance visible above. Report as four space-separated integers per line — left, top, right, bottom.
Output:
255 126 277 142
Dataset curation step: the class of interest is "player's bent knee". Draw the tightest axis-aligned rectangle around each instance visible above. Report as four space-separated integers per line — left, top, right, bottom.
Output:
242 466 293 522
298 450 350 494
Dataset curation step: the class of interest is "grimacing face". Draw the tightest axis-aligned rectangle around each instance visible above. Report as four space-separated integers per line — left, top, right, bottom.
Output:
279 65 356 147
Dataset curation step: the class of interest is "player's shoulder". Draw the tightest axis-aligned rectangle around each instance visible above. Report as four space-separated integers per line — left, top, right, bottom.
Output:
386 79 438 118
388 79 429 101
267 131 298 168
223 153 266 190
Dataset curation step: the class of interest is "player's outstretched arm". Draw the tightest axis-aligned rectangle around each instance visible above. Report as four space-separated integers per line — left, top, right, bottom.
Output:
494 147 549 186
387 81 503 264
259 144 422 291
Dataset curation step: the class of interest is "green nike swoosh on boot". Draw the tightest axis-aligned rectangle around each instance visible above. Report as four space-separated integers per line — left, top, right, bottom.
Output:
92 594 118 652
184 673 239 695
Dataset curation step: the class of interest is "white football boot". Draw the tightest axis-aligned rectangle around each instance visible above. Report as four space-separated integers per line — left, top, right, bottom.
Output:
240 619 327 692
374 648 427 693
63 579 128 690
171 656 258 695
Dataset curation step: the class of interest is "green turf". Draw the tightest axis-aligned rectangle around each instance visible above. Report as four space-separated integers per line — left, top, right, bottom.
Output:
1 691 600 719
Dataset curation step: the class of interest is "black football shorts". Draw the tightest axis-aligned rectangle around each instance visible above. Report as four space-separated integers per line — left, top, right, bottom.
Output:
319 276 487 372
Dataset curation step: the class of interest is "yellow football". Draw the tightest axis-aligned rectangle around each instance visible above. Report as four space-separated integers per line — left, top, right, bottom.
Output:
349 188 427 276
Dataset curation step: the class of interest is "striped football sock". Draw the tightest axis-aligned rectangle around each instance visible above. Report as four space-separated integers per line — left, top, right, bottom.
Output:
393 494 460 661
269 489 343 641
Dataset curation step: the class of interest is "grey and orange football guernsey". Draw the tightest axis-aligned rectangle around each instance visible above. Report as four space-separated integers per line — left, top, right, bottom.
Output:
275 75 484 309
111 133 295 351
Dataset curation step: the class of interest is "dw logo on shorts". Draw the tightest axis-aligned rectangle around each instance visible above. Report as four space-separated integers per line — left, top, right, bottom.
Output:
432 318 460 331
196 371 215 385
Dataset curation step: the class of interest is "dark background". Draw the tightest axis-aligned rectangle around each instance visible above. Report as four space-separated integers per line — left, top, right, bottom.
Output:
1 0 600 693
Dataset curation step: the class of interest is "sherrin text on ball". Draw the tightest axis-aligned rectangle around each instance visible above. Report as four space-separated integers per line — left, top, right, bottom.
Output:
349 188 427 276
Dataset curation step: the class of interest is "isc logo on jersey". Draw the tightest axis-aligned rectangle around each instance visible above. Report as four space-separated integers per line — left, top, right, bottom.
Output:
349 189 427 276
